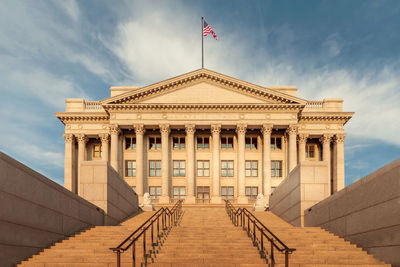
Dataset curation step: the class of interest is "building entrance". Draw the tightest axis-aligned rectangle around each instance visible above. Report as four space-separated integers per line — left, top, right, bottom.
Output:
196 186 210 203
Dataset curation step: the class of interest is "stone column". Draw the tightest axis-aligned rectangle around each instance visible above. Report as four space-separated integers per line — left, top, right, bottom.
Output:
63 134 76 193
110 125 120 172
185 124 196 204
211 124 221 204
287 125 298 173
134 124 145 202
159 124 170 204
320 134 332 194
298 133 309 163
261 124 272 203
76 134 88 195
236 123 248 204
334 133 346 192
99 133 109 162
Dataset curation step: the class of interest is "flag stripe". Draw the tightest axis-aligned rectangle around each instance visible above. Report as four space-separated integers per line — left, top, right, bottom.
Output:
203 20 218 40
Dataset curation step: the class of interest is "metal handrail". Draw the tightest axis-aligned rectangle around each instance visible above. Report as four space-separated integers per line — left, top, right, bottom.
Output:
110 200 183 267
224 200 295 267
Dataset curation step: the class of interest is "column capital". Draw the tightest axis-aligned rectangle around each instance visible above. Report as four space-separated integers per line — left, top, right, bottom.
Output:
159 124 170 135
319 134 333 144
76 134 88 144
63 133 74 143
286 124 298 135
211 124 221 135
109 125 120 135
236 123 247 135
185 124 196 135
134 124 146 135
261 124 273 135
334 133 346 144
99 133 110 143
297 133 309 144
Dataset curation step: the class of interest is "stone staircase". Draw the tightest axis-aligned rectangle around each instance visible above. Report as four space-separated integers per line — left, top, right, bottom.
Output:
18 211 158 266
18 207 391 267
252 211 391 267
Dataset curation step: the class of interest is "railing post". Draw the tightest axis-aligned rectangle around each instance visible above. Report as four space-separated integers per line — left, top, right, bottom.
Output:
143 229 146 262
132 242 136 267
116 250 121 267
247 216 250 236
271 242 274 267
261 230 264 258
151 222 154 247
253 220 256 245
157 216 160 241
285 250 289 267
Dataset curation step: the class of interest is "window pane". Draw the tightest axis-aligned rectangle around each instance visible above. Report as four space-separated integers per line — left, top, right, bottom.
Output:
156 169 161 176
227 138 233 148
150 161 155 168
276 138 282 149
180 187 185 195
252 170 257 177
204 169 209 176
228 187 234 195
252 187 258 195
221 161 227 168
156 161 161 168
246 187 250 195
228 169 234 177
125 137 131 149
221 142 226 149
156 187 162 195
180 161 185 168
174 187 179 194
221 187 226 195
228 161 234 168
221 169 227 177
252 161 257 168
197 161 203 168
245 138 251 149
173 161 179 168
204 161 210 168
197 169 202 176
246 170 251 177
245 161 250 169
204 137 209 146
181 169 185 176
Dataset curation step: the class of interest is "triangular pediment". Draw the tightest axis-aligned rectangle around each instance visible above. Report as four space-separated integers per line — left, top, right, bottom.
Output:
101 69 307 106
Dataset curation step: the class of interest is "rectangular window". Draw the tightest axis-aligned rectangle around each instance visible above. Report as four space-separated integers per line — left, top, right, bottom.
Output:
173 160 186 176
125 160 136 177
271 160 282 177
306 144 315 158
245 160 258 177
125 136 136 150
221 160 234 177
245 137 258 150
197 160 210 177
149 160 161 176
149 186 161 199
173 186 186 199
197 136 210 149
271 136 282 150
173 136 185 150
245 187 258 199
93 144 101 158
221 186 234 199
221 136 234 149
149 137 161 150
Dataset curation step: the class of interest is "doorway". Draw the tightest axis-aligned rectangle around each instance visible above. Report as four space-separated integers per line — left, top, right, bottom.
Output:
196 186 210 203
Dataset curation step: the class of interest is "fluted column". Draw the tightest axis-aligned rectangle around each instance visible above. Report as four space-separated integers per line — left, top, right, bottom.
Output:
211 124 221 204
320 134 332 194
298 133 309 163
110 125 120 172
334 134 346 193
99 133 110 162
159 124 170 204
261 124 272 203
287 125 298 173
134 124 145 202
63 134 76 193
185 124 196 204
76 134 88 195
237 123 248 204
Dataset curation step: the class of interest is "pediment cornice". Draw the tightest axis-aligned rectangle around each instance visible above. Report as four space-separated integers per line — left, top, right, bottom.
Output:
101 69 307 105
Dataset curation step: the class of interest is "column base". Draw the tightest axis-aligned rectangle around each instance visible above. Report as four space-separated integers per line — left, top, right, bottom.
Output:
211 196 222 204
158 195 170 204
237 196 248 204
184 195 196 204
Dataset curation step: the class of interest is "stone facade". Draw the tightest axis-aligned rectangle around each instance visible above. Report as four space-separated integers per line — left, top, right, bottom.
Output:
55 68 353 204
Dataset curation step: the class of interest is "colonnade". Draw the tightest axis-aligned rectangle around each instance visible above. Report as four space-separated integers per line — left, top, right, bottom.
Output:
63 123 346 203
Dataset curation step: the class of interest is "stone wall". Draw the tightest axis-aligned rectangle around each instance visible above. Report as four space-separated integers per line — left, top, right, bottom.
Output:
79 161 139 225
0 152 106 267
304 158 400 267
269 161 329 226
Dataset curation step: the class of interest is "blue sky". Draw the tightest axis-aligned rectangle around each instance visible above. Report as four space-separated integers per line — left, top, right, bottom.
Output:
0 0 399 185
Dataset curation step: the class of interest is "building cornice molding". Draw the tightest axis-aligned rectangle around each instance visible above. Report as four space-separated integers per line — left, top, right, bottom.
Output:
299 112 354 124
103 103 305 112
55 112 109 124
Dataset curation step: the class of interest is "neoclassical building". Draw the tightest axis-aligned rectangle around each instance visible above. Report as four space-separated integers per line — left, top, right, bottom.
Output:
56 69 353 204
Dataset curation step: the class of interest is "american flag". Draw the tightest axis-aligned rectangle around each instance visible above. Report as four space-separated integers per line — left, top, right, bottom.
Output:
203 20 218 40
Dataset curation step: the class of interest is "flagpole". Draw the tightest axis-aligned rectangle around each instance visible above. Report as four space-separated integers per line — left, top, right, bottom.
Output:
201 17 204 68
